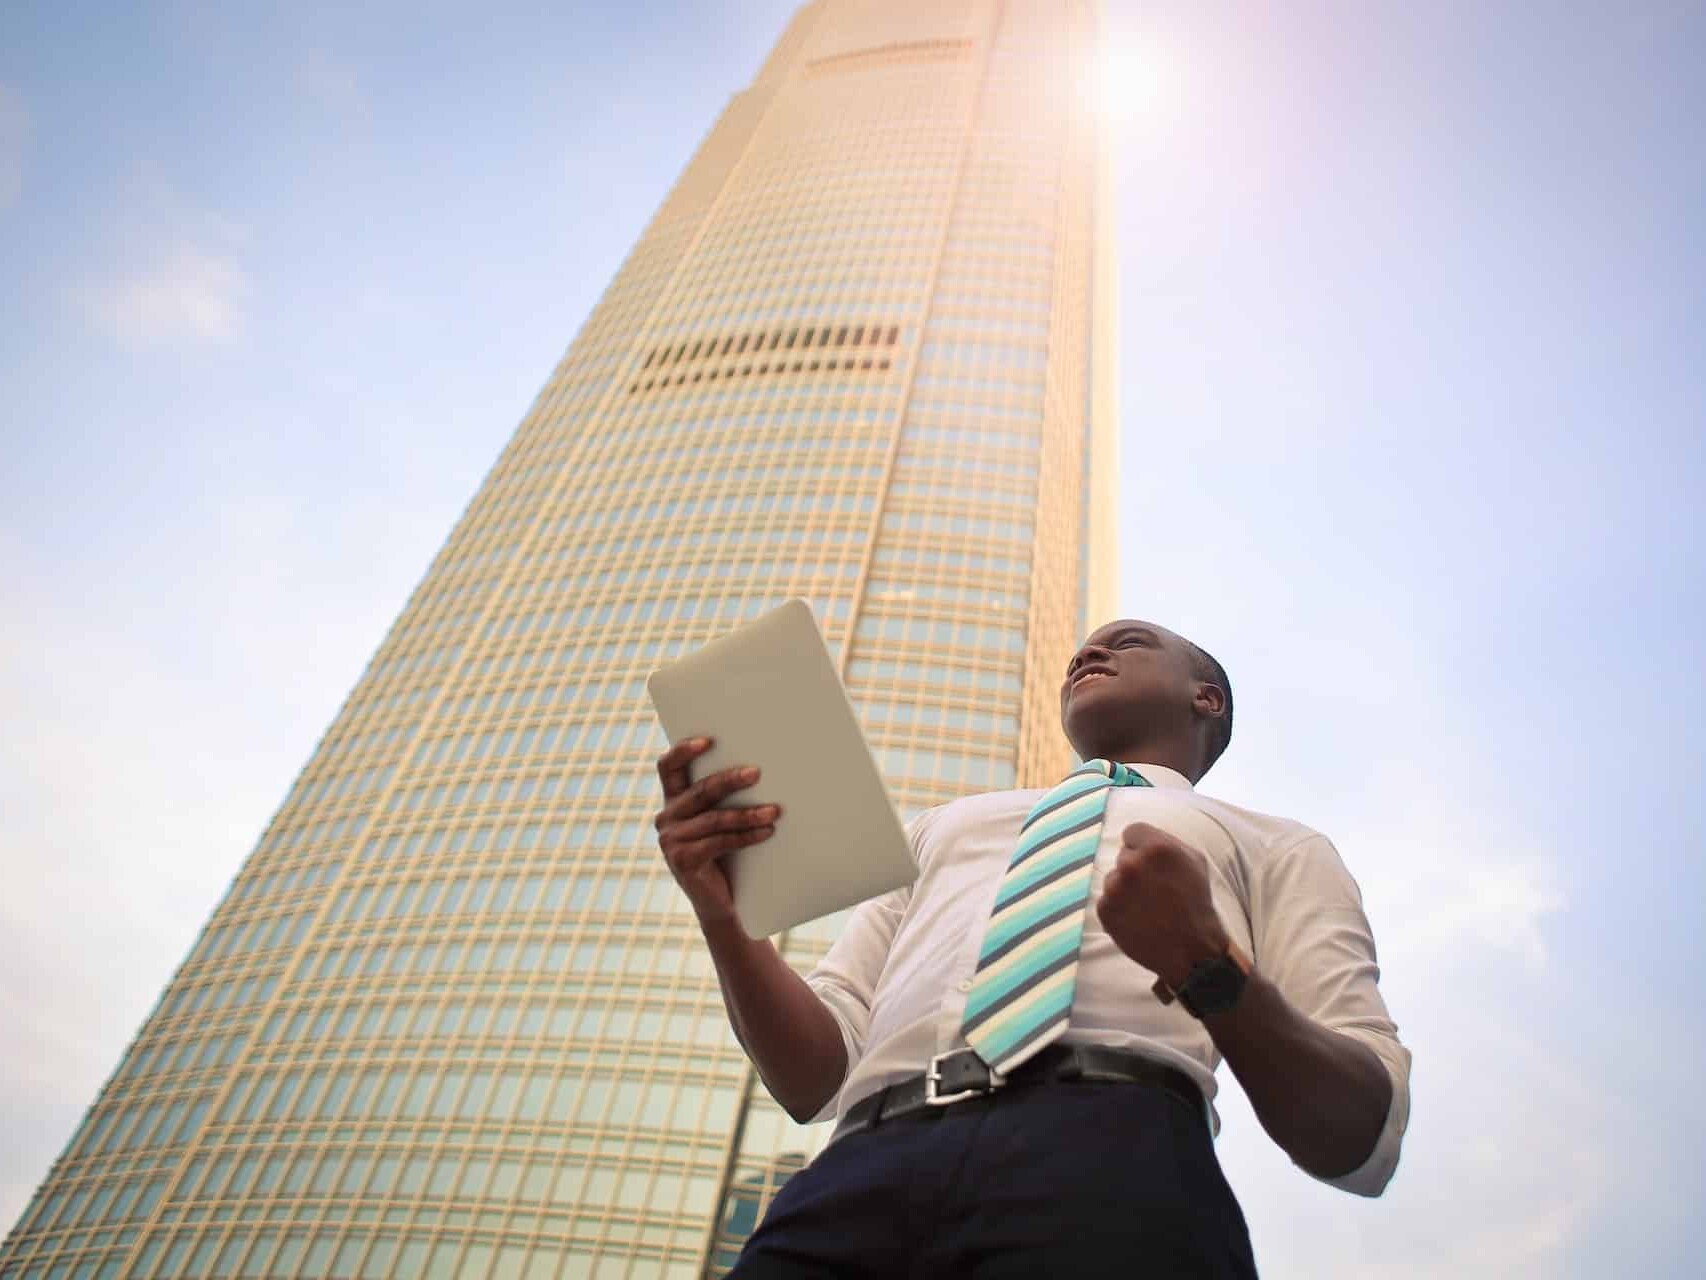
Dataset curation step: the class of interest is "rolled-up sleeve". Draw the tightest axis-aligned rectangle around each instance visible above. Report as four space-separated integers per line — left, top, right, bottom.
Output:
798 808 934 1123
1252 833 1412 1197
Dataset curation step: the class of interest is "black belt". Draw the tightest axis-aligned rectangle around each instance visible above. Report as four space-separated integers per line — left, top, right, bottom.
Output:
836 1044 1206 1139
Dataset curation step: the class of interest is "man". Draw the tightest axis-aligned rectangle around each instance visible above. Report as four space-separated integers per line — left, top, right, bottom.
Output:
652 619 1410 1276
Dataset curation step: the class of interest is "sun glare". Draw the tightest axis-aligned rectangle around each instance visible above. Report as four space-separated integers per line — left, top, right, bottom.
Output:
1087 44 1173 128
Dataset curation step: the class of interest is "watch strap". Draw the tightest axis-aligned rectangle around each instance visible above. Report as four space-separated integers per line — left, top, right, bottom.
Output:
1152 940 1253 1012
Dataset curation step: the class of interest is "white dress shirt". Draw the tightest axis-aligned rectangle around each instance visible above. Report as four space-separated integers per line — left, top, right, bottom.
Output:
802 762 1411 1198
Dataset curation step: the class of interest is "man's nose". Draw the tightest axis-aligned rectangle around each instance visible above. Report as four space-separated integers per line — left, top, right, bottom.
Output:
1067 645 1113 679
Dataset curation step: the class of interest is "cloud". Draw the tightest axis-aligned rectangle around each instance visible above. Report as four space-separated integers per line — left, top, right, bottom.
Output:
68 182 250 346
1384 851 1562 972
1357 821 1566 976
0 84 27 211
74 243 248 345
1252 785 1561 980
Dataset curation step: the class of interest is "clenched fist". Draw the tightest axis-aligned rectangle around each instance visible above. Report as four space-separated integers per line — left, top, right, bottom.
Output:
1094 821 1231 993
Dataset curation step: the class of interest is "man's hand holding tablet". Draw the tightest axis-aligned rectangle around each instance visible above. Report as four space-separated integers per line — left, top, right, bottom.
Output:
652 736 781 932
650 734 848 1121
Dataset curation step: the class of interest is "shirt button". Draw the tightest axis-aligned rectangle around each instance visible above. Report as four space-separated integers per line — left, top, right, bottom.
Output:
956 980 971 993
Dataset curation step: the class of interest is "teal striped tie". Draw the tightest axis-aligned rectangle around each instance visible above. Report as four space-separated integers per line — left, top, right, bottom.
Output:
961 758 1152 1075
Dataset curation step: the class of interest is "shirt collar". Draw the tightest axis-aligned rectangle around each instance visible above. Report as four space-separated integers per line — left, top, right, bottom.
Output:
1123 762 1195 791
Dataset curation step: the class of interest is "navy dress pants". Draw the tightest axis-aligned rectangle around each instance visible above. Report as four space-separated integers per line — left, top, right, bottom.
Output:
729 1080 1259 1279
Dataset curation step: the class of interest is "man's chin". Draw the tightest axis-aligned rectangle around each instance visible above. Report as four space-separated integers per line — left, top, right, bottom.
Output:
1060 711 1104 760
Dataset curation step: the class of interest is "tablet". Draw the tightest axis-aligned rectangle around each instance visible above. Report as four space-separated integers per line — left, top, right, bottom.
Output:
646 598 918 939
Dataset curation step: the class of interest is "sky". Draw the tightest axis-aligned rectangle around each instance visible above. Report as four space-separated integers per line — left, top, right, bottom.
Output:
2 1 1703 1274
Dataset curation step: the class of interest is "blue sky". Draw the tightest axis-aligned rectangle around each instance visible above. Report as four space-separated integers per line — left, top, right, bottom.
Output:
2 1 1702 1273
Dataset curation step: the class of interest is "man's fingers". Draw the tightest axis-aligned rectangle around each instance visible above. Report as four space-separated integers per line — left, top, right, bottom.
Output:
668 803 781 845
1121 820 1167 848
667 824 777 874
656 735 714 799
654 762 763 829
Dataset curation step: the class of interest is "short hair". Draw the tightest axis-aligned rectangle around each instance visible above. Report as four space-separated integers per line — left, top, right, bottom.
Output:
1184 640 1234 773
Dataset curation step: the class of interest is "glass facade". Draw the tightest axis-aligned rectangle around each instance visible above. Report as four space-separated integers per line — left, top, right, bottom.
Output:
0 1 1115 1276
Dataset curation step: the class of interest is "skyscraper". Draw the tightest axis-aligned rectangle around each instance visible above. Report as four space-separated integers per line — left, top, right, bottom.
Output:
1 1 1116 1275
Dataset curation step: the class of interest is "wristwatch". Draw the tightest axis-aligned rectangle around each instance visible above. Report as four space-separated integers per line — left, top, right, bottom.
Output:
1152 940 1253 1018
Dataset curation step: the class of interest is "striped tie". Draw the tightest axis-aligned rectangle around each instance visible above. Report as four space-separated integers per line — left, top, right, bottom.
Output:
960 758 1151 1075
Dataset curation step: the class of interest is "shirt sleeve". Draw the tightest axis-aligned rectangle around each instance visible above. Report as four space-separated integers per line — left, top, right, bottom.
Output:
1250 832 1412 1197
797 806 935 1123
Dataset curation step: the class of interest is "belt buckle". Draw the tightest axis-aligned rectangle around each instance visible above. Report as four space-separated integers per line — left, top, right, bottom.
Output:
925 1048 1003 1106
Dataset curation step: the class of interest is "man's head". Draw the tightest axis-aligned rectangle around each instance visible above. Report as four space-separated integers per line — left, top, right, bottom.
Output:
1058 619 1233 783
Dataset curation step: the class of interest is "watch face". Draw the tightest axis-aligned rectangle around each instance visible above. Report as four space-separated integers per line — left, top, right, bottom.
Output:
1182 956 1247 1015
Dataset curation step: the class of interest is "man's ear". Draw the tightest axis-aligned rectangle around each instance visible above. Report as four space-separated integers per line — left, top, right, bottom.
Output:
1193 681 1226 721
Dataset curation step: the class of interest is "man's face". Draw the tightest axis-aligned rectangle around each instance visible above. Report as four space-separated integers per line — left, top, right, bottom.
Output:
1058 619 1200 754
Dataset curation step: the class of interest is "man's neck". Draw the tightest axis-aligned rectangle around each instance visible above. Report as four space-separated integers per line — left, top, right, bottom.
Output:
1083 740 1199 783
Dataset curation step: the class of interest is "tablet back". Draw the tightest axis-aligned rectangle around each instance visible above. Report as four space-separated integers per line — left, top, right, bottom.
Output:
646 598 918 938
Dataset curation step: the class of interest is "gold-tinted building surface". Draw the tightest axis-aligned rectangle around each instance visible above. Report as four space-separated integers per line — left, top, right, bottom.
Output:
0 2 1113 1276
